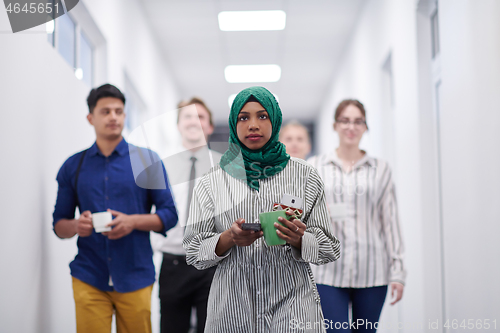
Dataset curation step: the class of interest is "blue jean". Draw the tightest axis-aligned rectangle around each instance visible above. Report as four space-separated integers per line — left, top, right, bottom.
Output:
317 284 388 333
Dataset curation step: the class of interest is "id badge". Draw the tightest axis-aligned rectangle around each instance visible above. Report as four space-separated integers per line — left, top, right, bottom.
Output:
328 202 347 219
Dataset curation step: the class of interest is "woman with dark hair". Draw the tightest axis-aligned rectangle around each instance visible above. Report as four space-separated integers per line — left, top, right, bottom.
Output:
308 99 406 333
183 86 340 333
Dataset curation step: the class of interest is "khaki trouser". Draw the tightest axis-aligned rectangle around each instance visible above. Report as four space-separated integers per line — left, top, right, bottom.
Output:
72 277 153 333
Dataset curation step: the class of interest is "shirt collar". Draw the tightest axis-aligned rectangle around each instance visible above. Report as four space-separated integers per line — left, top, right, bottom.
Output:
88 137 129 157
174 144 210 161
87 142 100 156
114 138 129 156
324 149 375 169
191 145 210 159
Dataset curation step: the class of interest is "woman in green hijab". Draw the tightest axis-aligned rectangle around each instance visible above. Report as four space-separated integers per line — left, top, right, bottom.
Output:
183 86 340 333
219 86 290 191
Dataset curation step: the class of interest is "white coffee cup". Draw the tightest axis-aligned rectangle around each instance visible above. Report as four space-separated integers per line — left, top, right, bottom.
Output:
92 211 112 233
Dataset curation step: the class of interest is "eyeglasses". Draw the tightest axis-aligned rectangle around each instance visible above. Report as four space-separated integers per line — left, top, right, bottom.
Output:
336 119 366 128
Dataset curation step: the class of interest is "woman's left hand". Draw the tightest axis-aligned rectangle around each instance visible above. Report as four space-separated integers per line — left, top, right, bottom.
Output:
390 282 404 305
275 209 306 249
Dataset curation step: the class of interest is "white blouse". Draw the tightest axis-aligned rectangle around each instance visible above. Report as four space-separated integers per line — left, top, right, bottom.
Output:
307 151 406 288
183 157 341 333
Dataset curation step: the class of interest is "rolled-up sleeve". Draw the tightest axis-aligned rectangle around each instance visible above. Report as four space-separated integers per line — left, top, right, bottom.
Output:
291 168 341 265
52 161 77 232
183 177 231 270
379 169 406 285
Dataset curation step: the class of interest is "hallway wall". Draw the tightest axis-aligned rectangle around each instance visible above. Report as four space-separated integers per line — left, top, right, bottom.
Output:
437 0 500 323
315 0 425 330
0 0 179 332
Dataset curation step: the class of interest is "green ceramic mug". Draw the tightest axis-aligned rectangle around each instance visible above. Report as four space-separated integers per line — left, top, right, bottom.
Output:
260 210 287 246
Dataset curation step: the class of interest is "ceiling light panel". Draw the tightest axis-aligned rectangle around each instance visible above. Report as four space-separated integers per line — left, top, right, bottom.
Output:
224 64 281 83
218 10 286 31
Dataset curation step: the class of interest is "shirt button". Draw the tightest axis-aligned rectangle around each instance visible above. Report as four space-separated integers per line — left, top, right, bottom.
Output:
257 290 261 295
257 265 261 269
106 196 109 200
108 257 111 261
257 315 261 319
105 177 108 181
173 260 179 265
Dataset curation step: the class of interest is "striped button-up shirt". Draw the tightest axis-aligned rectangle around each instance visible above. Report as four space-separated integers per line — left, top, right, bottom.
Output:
307 151 406 288
183 157 341 333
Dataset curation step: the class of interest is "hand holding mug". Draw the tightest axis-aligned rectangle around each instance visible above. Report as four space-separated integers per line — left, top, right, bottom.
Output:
75 210 93 237
275 209 306 249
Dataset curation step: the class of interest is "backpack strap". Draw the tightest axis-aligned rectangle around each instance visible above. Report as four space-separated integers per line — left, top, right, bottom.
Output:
74 149 88 209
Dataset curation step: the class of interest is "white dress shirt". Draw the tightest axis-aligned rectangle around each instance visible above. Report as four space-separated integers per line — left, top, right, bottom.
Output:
155 145 222 255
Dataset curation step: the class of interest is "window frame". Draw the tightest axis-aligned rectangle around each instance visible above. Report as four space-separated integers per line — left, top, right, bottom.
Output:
46 1 105 86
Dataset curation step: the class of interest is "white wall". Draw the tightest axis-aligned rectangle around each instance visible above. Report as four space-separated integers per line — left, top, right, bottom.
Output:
315 0 426 331
0 0 179 332
415 0 445 327
438 0 500 325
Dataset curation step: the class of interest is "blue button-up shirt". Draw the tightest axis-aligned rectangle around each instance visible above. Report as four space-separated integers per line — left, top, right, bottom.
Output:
53 138 178 292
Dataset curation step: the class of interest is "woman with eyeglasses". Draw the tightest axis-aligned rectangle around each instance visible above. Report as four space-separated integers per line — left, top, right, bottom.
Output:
307 99 406 333
183 86 341 333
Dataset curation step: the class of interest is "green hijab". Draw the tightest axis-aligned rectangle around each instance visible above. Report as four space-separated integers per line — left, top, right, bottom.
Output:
219 86 290 191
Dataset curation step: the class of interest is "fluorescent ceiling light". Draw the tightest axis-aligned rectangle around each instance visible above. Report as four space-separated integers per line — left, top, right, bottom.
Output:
218 10 286 31
228 93 279 108
225 64 281 83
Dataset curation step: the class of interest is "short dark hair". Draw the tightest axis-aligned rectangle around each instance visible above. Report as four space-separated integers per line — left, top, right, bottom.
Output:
177 97 214 126
87 84 126 113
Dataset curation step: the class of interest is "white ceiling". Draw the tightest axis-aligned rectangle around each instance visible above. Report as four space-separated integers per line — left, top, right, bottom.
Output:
140 0 366 126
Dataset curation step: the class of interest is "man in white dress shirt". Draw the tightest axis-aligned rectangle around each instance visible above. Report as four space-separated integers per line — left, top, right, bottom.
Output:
157 98 222 333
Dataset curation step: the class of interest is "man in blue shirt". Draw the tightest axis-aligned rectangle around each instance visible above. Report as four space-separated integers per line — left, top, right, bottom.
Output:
53 84 178 333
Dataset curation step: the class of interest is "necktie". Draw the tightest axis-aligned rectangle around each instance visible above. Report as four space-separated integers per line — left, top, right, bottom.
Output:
186 156 197 224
